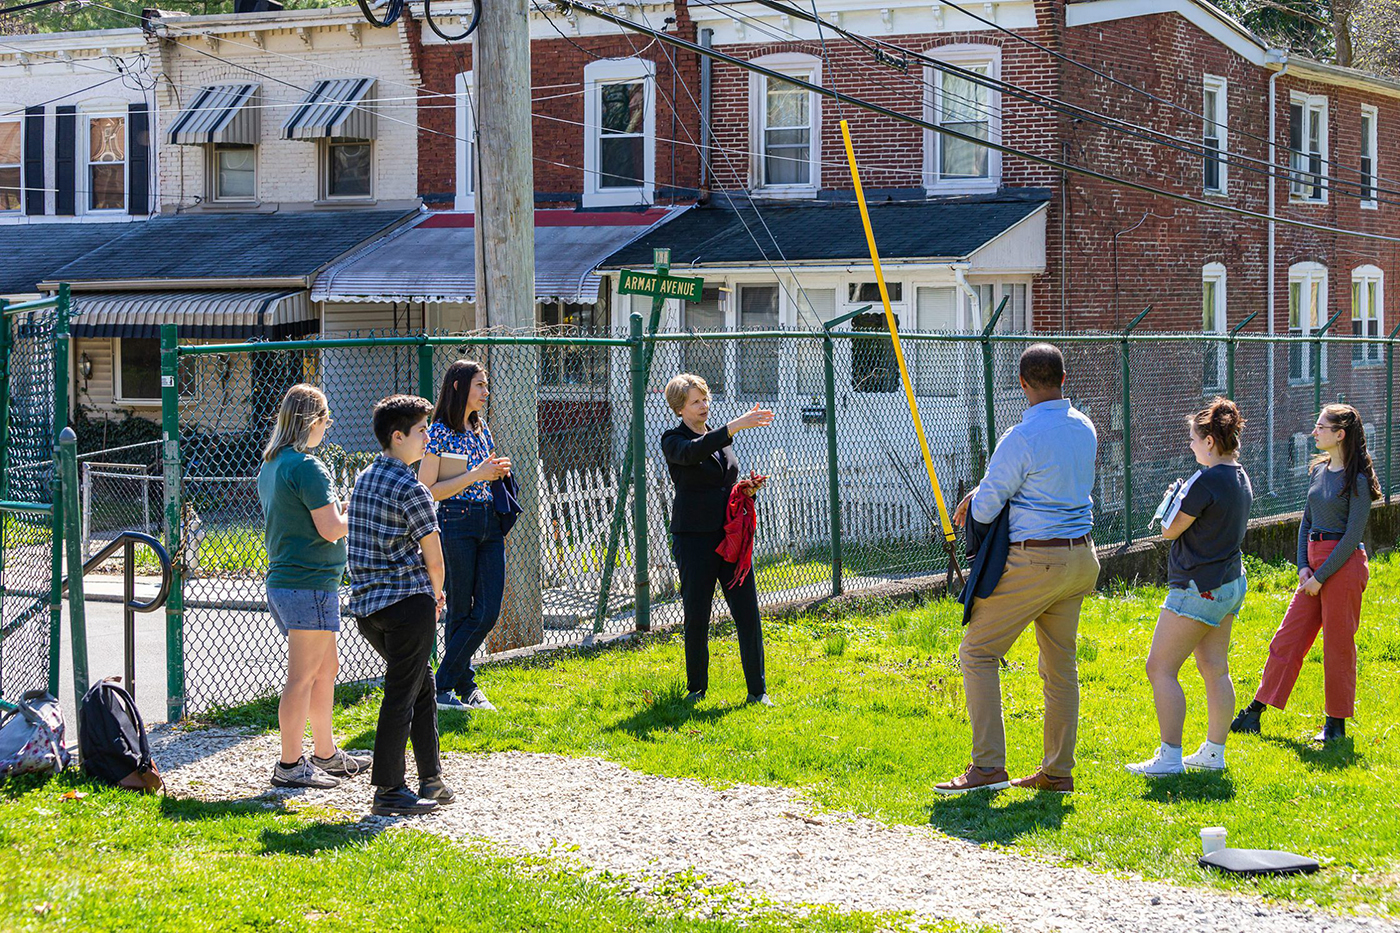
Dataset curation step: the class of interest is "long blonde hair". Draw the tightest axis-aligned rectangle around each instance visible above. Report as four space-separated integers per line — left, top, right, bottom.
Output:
262 384 328 462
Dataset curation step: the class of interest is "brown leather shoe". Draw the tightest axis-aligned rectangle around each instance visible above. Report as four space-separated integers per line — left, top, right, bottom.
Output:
934 763 1010 795
1009 770 1073 793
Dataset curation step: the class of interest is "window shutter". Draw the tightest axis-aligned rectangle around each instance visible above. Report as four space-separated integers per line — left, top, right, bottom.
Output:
128 102 150 215
23 106 44 215
55 105 76 216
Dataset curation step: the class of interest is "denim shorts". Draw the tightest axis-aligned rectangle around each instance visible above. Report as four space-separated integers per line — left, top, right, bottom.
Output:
1162 574 1247 627
267 587 342 635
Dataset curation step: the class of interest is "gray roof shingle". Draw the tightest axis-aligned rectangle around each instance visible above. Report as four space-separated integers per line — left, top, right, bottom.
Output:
0 224 135 296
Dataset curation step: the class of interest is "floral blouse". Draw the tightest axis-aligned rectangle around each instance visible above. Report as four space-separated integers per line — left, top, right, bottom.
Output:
426 419 495 503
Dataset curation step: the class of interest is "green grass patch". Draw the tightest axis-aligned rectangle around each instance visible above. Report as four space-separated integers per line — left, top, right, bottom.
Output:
0 774 957 932
261 551 1400 914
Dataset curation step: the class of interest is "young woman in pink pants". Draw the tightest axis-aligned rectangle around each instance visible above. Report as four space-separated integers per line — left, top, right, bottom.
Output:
1232 404 1381 744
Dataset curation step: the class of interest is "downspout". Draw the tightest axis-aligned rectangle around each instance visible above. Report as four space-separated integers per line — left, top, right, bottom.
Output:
1267 54 1288 495
953 262 979 326
699 28 713 200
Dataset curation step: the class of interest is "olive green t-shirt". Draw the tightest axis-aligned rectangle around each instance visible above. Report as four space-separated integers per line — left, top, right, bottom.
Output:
257 447 347 592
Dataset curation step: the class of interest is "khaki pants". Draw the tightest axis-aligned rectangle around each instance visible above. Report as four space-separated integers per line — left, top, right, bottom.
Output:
960 541 1100 778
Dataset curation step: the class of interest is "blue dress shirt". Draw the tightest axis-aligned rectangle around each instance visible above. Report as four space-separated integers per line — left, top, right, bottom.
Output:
970 398 1097 542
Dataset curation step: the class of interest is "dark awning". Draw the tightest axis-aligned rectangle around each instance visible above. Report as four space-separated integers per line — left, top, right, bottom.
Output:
70 290 317 339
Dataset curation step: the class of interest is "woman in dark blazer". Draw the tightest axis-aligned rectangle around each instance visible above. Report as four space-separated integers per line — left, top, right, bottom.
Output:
661 373 774 705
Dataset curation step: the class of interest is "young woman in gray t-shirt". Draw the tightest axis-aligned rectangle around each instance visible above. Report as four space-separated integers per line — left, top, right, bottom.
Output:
1127 399 1252 777
1232 403 1381 745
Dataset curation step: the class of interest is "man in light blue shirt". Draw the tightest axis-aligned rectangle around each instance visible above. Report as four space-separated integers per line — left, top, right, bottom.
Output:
936 344 1101 796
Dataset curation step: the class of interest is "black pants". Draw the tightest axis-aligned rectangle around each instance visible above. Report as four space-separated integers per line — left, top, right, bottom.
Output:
357 593 441 789
672 530 765 696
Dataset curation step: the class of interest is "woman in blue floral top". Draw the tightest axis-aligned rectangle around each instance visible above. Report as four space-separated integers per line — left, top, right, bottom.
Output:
417 359 511 712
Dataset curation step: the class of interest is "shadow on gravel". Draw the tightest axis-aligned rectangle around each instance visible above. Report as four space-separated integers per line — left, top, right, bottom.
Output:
1264 734 1358 770
925 788 1073 844
1138 771 1236 803
607 683 741 741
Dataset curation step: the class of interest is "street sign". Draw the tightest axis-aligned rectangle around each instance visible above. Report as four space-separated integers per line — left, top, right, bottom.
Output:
617 268 704 303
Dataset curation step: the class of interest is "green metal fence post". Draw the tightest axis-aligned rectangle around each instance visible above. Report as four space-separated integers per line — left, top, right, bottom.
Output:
1121 305 1153 548
49 285 71 698
58 427 88 701
822 329 843 597
1386 320 1400 505
1224 310 1258 401
979 297 1008 458
161 323 186 721
0 299 9 679
417 338 434 400
629 312 650 633
1313 307 1346 414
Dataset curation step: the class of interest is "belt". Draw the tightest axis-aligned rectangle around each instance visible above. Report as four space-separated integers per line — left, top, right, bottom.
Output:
1015 534 1093 548
440 499 491 510
1308 531 1345 542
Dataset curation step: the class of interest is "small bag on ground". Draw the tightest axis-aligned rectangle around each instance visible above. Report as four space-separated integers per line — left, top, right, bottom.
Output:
78 678 163 794
0 690 71 778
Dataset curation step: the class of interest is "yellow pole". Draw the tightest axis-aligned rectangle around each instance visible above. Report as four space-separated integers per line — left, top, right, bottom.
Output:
840 119 956 544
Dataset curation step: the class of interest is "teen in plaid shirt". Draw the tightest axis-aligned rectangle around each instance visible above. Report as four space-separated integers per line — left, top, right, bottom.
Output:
347 394 455 817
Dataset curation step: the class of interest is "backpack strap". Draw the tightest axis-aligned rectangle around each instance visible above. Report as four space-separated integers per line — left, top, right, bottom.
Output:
102 682 153 771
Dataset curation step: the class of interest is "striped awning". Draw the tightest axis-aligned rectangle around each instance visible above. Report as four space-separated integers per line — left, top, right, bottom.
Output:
281 78 377 141
69 290 317 340
166 84 260 146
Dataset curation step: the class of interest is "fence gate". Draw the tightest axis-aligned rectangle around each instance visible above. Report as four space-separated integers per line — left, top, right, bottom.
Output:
0 291 70 709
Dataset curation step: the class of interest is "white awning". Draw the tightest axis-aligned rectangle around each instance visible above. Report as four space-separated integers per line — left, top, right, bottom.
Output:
166 84 261 146
69 290 317 339
281 78 377 141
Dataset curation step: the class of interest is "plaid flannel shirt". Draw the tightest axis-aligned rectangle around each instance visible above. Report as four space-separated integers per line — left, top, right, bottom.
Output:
347 454 439 618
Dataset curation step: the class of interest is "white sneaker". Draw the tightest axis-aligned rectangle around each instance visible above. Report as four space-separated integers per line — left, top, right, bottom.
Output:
1183 741 1226 771
1125 746 1185 777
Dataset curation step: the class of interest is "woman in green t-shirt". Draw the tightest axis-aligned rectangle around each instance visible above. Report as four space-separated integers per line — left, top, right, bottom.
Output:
256 384 370 789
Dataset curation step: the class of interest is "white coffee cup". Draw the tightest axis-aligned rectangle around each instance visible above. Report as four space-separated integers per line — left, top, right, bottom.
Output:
1200 826 1228 855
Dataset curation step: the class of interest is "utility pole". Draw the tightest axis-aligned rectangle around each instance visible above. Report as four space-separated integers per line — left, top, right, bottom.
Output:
475 0 542 650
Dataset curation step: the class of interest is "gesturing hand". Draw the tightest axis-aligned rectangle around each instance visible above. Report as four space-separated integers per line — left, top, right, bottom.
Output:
728 403 775 434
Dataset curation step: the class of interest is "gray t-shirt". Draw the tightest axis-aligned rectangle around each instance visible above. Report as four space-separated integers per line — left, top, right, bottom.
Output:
1168 463 1253 591
1298 466 1372 583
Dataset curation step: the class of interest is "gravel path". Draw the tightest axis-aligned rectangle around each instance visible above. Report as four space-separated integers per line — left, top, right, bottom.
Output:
151 726 1395 933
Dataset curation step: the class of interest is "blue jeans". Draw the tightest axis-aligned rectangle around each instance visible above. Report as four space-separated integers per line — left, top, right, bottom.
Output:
434 500 506 698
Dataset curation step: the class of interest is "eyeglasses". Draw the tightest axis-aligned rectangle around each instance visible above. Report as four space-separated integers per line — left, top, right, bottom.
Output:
1314 422 1336 432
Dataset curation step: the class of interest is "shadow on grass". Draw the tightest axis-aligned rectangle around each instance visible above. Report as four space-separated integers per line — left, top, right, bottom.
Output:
926 789 1074 845
205 681 382 732
1264 734 1357 770
1137 771 1237 803
606 683 740 741
157 794 382 855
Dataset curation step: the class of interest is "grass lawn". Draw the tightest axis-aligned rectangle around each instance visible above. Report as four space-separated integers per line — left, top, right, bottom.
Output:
0 774 958 932
211 552 1400 915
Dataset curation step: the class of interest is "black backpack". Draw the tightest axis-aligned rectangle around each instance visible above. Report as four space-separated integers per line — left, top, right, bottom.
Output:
78 679 163 793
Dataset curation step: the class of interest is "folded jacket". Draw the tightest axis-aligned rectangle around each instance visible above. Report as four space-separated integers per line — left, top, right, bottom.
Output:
716 485 757 590
961 503 1010 626
491 473 523 535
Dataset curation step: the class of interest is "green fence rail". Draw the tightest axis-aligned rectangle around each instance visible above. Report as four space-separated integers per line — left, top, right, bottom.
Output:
154 323 1399 717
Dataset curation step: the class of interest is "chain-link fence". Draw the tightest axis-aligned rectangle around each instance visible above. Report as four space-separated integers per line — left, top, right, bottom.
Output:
164 323 1400 716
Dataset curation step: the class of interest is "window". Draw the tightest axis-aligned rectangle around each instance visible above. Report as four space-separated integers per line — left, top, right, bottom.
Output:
915 286 961 397
750 54 819 193
1289 94 1326 202
1202 76 1227 194
974 281 1029 389
923 47 1001 192
0 119 19 212
1203 264 1227 392
114 338 161 404
583 58 655 208
1352 265 1383 364
212 143 256 201
1360 105 1377 209
682 287 727 394
1288 262 1327 382
87 113 126 212
324 138 372 199
539 301 604 387
793 287 835 395
738 285 779 395
455 71 475 211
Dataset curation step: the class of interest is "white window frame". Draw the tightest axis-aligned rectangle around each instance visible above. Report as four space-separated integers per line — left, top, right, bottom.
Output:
208 142 258 203
749 53 821 197
1288 261 1328 383
455 71 475 212
1202 263 1227 392
1202 75 1227 195
0 115 20 214
1289 92 1328 203
1352 264 1384 365
320 137 374 201
923 46 1002 194
583 57 656 208
112 337 162 406
83 106 127 214
1360 104 1378 210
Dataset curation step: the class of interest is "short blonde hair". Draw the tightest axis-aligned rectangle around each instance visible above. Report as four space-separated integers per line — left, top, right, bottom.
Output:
262 384 328 462
665 373 710 415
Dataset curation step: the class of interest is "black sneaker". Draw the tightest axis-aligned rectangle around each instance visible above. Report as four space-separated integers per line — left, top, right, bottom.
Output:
461 688 496 711
685 690 706 702
747 693 774 707
1314 716 1346 743
436 691 469 712
371 785 438 817
1230 706 1261 735
419 775 456 804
